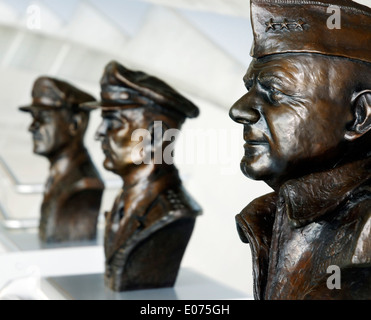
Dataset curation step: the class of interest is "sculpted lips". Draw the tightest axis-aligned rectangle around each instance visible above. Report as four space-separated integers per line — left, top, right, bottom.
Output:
32 133 43 141
243 132 269 146
244 141 269 157
243 130 270 157
243 125 269 145
101 141 111 156
244 140 269 146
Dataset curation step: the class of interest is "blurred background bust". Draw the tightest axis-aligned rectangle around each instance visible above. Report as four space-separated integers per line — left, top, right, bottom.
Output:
20 77 104 243
87 61 202 291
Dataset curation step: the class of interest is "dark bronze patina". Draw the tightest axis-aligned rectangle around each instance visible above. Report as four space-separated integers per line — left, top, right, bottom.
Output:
83 61 201 292
20 77 104 243
230 0 371 300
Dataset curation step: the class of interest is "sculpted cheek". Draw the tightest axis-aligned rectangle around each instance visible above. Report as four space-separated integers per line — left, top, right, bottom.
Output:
268 108 305 156
109 139 122 161
117 127 129 139
42 127 53 151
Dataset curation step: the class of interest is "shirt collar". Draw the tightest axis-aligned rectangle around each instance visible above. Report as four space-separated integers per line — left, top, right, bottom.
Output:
279 157 371 228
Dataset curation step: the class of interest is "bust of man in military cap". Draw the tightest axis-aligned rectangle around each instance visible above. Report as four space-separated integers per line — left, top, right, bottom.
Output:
230 0 371 300
20 77 104 243
83 61 202 291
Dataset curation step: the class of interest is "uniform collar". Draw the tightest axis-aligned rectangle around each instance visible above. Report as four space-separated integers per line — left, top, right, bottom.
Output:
279 157 371 228
107 165 182 261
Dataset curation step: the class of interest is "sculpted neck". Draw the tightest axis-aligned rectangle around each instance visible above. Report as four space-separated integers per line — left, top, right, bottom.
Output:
47 141 86 172
121 163 177 192
119 163 178 211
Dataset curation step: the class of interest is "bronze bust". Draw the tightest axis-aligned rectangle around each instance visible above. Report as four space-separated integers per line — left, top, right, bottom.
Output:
20 77 104 243
82 61 202 291
230 0 371 300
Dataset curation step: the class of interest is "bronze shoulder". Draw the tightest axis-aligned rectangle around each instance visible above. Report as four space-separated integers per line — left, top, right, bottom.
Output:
152 186 202 219
236 192 277 244
351 199 371 266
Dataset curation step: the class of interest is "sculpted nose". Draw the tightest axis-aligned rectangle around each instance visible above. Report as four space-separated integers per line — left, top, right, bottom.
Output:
28 119 39 133
95 120 108 141
229 94 261 125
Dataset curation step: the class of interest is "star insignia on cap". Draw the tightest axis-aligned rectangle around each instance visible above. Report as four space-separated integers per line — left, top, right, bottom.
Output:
294 19 305 30
265 18 275 31
265 18 306 32
280 19 289 30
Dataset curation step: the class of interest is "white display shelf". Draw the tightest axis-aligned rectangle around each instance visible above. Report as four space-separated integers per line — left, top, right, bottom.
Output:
0 226 252 300
42 269 251 301
0 224 103 252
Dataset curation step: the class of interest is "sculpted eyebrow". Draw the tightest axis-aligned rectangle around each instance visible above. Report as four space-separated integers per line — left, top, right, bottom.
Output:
243 74 254 88
258 75 284 87
103 112 131 125
258 73 299 97
32 110 53 120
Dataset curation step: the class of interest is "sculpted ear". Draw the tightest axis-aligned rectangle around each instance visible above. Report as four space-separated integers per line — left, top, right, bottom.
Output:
345 90 371 141
69 113 83 136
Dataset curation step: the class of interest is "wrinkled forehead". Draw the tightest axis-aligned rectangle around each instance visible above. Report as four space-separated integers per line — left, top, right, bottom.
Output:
244 54 337 82
245 54 358 99
246 54 315 76
245 53 361 105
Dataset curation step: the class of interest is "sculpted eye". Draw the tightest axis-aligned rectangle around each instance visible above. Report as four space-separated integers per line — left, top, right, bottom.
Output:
111 119 128 131
257 76 290 103
269 87 284 101
244 78 254 91
39 116 51 124
103 114 127 131
111 120 121 129
259 81 285 103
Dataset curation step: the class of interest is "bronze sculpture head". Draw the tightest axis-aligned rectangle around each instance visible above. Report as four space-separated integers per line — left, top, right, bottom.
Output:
20 78 91 160
83 61 201 291
229 0 371 300
231 54 371 189
91 62 194 177
20 77 104 243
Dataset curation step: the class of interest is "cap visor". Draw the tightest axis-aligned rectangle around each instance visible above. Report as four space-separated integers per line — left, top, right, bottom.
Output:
79 101 103 110
19 105 59 112
19 105 32 112
79 101 135 111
